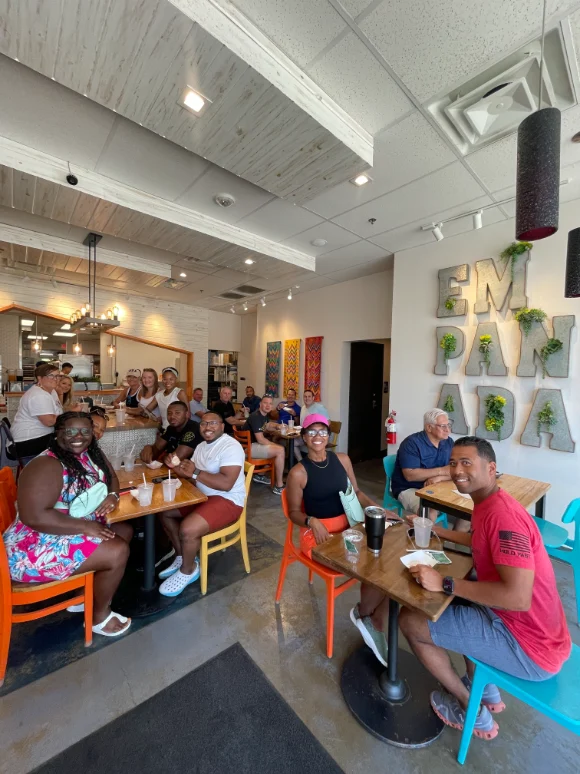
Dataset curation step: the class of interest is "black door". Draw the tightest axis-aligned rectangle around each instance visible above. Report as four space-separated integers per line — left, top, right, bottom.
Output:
348 341 384 464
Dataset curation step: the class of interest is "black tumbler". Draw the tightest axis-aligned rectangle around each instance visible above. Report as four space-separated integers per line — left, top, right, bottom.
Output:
365 506 386 555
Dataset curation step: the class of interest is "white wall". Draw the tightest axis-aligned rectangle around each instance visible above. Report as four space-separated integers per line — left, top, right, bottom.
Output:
99 336 182 384
390 199 580 525
0 275 240 396
238 312 257 391
255 270 393 451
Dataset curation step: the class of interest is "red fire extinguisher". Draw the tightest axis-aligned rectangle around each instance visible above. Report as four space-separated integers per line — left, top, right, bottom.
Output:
386 410 397 446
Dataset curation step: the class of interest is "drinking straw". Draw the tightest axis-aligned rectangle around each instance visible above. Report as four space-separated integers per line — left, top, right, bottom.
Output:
142 473 146 486
129 444 135 457
168 468 171 480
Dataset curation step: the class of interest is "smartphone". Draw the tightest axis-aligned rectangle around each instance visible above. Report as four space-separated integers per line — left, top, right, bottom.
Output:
151 475 169 484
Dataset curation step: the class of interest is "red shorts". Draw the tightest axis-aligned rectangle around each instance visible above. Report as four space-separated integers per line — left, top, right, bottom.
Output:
299 514 349 559
179 495 243 532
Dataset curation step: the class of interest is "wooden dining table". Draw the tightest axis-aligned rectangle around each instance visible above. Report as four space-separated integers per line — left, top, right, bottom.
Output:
107 462 207 616
313 522 473 748
415 473 551 523
265 427 301 470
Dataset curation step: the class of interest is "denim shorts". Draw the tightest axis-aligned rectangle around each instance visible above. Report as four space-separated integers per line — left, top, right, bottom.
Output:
427 603 553 681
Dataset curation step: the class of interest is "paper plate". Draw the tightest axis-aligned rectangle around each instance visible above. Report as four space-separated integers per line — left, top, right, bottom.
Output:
145 460 163 469
400 550 438 569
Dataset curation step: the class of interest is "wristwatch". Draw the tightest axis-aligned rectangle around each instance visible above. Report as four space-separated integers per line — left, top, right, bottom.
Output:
442 576 455 596
304 516 311 528
110 492 120 503
191 468 201 482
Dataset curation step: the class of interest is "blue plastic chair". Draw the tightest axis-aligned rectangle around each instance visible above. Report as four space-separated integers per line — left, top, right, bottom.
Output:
543 498 580 625
382 455 448 527
532 516 569 549
458 646 580 764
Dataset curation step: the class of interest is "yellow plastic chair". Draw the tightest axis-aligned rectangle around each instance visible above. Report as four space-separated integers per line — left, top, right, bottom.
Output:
199 462 254 595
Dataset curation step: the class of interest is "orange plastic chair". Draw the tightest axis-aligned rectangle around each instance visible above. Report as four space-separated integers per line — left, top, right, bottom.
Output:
233 429 275 486
0 467 17 524
0 483 94 687
275 489 357 658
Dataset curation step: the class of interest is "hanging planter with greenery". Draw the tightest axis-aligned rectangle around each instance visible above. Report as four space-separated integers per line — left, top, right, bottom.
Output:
537 401 557 436
500 241 533 280
444 297 456 311
440 333 457 362
479 334 493 365
443 394 454 414
514 307 547 337
539 338 563 378
484 394 507 440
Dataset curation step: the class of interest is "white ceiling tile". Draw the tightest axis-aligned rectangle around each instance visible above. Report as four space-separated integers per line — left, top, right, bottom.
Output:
237 198 323 241
307 32 412 136
94 118 209 202
466 104 580 193
0 55 115 169
281 221 360 255
181 274 241 296
303 111 457 218
359 0 579 102
333 162 486 237
324 256 393 284
315 239 389 274
230 0 346 68
336 0 375 18
175 166 274 222
369 197 504 253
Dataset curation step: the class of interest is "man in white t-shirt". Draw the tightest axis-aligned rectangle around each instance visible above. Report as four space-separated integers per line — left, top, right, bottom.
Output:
12 363 63 462
157 411 246 597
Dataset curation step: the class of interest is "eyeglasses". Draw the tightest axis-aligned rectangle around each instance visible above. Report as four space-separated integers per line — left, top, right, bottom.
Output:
89 406 108 418
44 373 58 380
305 428 329 437
64 427 92 438
434 422 453 430
200 420 221 427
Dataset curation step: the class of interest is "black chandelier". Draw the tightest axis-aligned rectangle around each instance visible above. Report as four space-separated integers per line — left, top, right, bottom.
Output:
69 233 121 332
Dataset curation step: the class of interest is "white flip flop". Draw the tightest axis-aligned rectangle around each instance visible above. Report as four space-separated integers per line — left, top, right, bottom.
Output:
91 611 131 637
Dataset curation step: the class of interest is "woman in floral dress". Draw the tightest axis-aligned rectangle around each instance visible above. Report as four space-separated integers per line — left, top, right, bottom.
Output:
3 412 132 637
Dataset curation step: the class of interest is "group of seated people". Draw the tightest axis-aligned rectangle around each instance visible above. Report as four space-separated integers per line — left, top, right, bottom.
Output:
5 382 570 744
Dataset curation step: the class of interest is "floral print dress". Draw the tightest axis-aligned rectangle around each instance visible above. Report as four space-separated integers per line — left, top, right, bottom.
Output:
3 449 108 582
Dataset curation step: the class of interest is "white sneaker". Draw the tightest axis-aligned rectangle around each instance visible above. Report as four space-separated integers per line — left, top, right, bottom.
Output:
159 561 200 597
158 554 183 580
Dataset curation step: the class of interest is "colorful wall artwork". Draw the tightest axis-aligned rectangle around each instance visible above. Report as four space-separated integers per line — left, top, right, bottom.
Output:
265 341 281 396
304 336 323 401
283 338 301 395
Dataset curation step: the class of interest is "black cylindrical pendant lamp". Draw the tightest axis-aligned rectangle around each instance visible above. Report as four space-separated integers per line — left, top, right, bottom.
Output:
516 107 561 241
565 227 580 297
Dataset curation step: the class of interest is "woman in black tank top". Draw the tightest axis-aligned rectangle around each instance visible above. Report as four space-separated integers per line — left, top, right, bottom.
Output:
284 414 396 669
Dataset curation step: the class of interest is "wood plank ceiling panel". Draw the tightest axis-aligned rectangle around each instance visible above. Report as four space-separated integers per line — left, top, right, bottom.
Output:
51 187 81 223
68 192 100 228
86 0 158 108
12 172 35 213
101 205 133 236
116 211 156 242
13 0 61 79
87 199 119 232
115 2 193 123
0 165 13 207
33 179 59 218
24 246 42 266
53 0 110 94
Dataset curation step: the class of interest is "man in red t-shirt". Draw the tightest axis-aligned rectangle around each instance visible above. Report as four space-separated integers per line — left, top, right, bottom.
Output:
399 436 571 741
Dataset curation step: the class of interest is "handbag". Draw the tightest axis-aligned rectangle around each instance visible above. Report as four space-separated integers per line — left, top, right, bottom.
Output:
339 478 366 527
68 481 109 519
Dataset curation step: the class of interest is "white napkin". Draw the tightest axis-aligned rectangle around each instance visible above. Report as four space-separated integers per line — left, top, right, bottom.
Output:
145 460 163 469
452 489 472 500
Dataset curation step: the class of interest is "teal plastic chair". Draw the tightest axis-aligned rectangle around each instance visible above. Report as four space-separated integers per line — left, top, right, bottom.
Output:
458 646 580 764
382 455 404 516
382 455 448 527
543 498 580 625
532 516 569 549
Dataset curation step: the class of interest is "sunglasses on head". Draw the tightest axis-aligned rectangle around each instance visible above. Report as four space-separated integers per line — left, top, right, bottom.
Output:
89 406 108 418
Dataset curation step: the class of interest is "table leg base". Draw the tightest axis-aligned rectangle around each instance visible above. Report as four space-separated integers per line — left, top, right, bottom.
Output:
341 646 444 748
113 584 177 619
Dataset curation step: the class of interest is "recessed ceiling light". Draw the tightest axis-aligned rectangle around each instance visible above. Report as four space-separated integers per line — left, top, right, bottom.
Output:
21 319 34 326
245 258 254 265
350 173 372 186
311 238 327 247
179 272 187 277
183 89 205 113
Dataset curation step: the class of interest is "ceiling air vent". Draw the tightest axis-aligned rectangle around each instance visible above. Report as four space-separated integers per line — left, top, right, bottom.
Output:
163 278 186 289
219 292 245 300
235 284 265 294
427 24 578 154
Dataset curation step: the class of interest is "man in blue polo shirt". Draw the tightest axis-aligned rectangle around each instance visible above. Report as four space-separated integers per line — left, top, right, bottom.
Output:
391 408 468 530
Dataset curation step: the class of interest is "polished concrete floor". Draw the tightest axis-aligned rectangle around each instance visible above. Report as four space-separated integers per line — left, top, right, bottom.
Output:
1 460 579 773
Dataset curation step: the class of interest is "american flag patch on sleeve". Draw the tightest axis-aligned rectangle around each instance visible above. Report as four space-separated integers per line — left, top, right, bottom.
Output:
498 530 531 558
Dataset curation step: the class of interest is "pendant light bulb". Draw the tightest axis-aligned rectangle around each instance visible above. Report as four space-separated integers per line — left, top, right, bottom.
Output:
473 210 483 230
32 339 41 353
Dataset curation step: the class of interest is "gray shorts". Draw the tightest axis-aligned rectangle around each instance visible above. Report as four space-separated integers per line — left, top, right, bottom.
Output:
428 603 553 681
